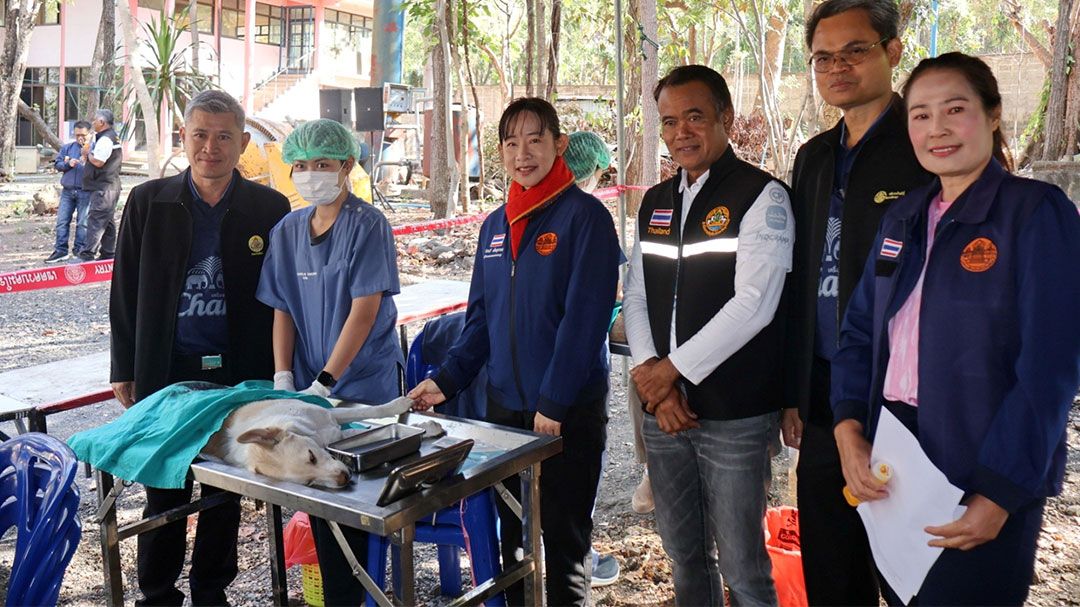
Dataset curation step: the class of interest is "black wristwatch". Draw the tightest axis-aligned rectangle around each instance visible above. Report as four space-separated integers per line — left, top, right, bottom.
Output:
317 370 338 388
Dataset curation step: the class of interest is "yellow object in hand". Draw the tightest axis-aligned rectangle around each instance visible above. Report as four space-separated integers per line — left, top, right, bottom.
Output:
843 461 892 507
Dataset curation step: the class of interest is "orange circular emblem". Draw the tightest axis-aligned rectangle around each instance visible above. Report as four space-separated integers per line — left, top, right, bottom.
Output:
960 237 998 272
535 232 558 256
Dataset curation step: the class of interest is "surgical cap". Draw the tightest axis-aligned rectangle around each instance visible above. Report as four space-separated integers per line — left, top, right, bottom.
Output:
282 119 359 164
564 131 611 182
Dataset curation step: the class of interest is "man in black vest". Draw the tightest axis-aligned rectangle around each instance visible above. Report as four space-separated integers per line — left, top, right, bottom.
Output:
622 65 793 607
78 108 124 261
782 1 933 604
110 90 290 606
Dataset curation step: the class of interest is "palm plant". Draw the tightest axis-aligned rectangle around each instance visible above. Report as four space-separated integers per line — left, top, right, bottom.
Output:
119 7 217 142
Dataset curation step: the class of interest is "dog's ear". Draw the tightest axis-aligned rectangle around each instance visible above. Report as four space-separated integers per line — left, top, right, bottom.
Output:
237 427 284 446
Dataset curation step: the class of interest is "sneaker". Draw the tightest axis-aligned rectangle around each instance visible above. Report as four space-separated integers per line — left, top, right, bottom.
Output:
591 553 620 587
97 253 114 261
73 252 94 263
44 251 68 263
631 470 654 514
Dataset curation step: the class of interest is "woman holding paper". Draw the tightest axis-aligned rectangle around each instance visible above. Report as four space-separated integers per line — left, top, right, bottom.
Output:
830 52 1080 605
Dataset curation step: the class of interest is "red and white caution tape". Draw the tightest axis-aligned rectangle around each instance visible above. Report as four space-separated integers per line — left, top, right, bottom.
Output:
391 212 489 236
0 260 113 294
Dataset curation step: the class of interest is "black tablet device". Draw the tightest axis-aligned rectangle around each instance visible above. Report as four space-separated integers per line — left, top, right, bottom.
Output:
376 438 474 507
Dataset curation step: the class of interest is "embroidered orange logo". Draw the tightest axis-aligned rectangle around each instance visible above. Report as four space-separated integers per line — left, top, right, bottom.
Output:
960 237 997 272
701 205 730 236
536 232 558 256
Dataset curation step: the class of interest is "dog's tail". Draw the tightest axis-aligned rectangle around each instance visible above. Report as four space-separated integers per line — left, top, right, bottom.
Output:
327 396 414 423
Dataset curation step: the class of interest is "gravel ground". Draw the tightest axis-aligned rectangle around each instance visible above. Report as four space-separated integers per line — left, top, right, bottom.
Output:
0 176 1077 606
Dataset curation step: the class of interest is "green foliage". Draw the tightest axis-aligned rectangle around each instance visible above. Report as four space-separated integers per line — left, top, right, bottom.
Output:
118 7 216 141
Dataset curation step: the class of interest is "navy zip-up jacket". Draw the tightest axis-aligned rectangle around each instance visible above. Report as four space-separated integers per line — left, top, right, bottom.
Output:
54 141 86 190
433 186 622 422
831 160 1080 513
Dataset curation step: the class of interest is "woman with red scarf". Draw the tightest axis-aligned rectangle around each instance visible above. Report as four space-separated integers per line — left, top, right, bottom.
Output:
409 97 622 605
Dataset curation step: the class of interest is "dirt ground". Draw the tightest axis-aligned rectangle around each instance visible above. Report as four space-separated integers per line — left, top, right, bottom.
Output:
0 174 1077 606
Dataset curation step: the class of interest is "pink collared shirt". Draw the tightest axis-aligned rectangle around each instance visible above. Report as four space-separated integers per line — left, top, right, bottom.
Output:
882 193 953 406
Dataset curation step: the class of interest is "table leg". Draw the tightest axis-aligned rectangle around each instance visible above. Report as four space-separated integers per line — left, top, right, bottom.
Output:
522 463 543 607
327 521 394 607
393 524 417 606
95 470 124 607
264 503 288 606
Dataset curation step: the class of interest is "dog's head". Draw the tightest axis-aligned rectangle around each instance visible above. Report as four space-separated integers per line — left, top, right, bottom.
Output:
236 427 352 488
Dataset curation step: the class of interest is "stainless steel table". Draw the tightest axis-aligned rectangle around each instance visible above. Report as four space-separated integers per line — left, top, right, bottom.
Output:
94 412 561 607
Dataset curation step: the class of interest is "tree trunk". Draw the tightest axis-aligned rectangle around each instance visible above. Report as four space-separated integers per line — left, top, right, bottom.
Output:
1003 0 1052 67
451 0 469 213
17 99 63 150
118 0 162 176
525 0 535 96
545 0 561 101
622 0 643 215
429 0 456 218
88 0 117 118
638 0 659 216
463 5 486 199
479 42 510 107
754 2 790 113
0 0 46 179
1042 0 1074 160
688 25 697 65
1062 3 1080 155
536 0 547 99
189 0 200 74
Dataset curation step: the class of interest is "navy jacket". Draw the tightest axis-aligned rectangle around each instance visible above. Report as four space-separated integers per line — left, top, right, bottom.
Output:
55 141 86 190
831 160 1080 513
434 186 622 421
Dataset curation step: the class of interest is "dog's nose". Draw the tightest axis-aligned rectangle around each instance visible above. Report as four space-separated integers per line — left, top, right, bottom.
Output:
336 470 351 487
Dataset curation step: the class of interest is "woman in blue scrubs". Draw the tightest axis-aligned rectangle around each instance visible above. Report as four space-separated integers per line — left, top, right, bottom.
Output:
257 118 402 605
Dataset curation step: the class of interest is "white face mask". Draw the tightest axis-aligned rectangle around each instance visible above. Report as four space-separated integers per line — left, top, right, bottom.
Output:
292 167 347 206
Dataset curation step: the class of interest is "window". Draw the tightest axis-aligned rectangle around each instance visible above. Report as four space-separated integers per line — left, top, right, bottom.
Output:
221 0 244 38
176 0 215 35
18 68 60 146
0 0 62 25
253 3 284 46
137 0 163 10
63 68 108 126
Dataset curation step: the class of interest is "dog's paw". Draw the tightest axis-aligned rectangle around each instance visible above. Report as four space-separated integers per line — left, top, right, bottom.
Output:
382 396 414 415
414 420 446 439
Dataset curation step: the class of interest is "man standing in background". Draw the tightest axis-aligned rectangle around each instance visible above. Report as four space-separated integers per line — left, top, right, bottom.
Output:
77 109 123 262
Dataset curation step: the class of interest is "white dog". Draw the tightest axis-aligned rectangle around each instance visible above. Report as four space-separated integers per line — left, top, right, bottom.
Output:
201 396 414 488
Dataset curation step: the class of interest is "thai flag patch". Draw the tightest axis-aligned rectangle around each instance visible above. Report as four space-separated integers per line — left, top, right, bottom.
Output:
880 238 903 258
489 233 505 248
650 209 673 227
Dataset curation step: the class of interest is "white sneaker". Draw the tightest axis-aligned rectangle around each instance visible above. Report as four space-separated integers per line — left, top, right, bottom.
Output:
631 470 654 514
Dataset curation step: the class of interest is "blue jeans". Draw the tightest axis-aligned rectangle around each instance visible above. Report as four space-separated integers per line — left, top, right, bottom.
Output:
643 412 777 607
53 188 90 255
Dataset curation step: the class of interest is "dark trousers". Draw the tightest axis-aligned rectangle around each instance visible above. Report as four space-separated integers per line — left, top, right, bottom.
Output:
80 184 119 259
796 357 880 606
310 516 371 606
486 396 607 607
136 362 242 606
881 499 1044 606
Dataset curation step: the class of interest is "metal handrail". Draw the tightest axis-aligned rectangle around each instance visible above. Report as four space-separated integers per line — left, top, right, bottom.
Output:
244 47 317 108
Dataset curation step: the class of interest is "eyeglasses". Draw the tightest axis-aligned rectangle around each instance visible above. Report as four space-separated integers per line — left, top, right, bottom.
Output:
809 37 889 73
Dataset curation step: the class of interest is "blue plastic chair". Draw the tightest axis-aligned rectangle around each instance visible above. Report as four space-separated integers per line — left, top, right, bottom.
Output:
0 433 82 607
363 329 503 606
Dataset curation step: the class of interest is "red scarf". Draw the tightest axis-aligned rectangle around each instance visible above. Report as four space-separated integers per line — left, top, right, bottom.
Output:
506 156 575 260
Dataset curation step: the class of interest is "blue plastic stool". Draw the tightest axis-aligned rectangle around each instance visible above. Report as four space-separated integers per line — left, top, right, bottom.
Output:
365 489 504 606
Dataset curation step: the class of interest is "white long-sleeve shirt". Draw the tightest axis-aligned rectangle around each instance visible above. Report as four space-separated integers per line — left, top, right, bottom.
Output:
622 170 794 385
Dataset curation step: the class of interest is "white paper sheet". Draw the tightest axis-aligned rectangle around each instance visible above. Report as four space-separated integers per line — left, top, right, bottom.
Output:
856 407 966 604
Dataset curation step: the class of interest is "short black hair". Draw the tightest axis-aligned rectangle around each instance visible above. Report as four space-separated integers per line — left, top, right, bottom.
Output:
805 0 899 49
653 65 733 116
498 97 561 142
73 120 92 131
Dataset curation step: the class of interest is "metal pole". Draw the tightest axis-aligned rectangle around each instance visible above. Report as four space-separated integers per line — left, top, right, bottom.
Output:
929 0 939 57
